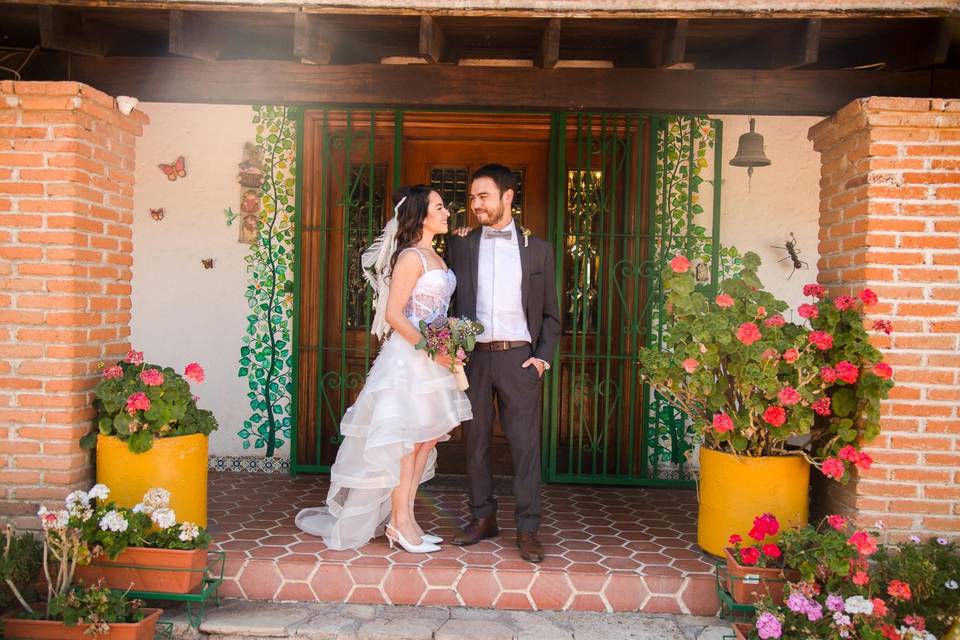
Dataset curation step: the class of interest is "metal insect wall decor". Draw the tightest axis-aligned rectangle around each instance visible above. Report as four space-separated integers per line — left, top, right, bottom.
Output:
771 232 808 279
201 258 214 269
158 156 186 181
149 208 165 221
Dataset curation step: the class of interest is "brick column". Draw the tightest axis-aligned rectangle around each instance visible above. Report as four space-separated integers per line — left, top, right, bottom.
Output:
809 97 960 541
0 81 147 528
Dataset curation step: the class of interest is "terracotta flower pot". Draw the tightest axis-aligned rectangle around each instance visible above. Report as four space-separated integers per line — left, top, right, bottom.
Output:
1 607 161 640
732 622 753 640
75 547 206 594
724 547 791 605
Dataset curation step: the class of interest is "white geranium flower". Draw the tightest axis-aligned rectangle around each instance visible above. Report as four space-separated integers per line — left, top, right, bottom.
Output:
178 522 200 542
843 596 873 616
151 507 176 529
900 628 936 640
946 579 958 590
99 510 129 533
142 488 171 512
87 484 110 501
65 490 89 511
132 503 146 513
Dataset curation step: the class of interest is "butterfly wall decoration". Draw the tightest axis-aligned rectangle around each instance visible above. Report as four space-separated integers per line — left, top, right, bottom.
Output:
149 208 164 221
201 258 214 269
158 156 186 181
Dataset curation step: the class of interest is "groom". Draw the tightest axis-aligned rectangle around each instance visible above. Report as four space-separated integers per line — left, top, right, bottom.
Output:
445 164 561 562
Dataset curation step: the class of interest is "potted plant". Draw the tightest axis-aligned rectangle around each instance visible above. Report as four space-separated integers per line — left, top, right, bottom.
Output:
69 485 212 594
80 351 217 526
1 496 161 639
637 252 894 556
725 513 792 605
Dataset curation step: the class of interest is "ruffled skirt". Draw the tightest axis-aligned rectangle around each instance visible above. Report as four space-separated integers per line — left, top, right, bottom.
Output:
295 334 472 549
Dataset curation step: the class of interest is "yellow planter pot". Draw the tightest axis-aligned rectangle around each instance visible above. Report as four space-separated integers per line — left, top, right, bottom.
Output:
697 447 810 557
96 433 208 527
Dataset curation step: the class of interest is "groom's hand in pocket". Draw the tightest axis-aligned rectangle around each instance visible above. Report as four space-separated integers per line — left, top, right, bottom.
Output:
522 358 545 378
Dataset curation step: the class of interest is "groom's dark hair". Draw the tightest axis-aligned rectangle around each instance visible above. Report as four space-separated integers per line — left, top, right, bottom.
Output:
471 164 517 203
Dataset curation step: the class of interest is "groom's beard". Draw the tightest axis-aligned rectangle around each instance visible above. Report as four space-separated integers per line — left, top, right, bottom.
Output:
475 201 506 227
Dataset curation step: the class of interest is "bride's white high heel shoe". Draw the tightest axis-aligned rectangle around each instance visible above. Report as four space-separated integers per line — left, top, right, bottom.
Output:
409 500 443 544
385 523 440 554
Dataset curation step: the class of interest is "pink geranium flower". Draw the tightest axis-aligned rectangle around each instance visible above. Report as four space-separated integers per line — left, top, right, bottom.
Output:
184 363 205 383
835 361 859 384
859 288 878 306
778 387 801 406
764 314 785 328
834 295 856 311
782 348 800 363
125 392 151 415
873 362 893 379
822 457 845 479
762 406 787 427
124 350 144 365
820 366 838 384
140 368 164 386
849 530 878 556
755 306 767 319
826 514 847 531
761 348 779 361
670 255 690 273
715 293 735 308
803 283 825 297
103 365 124 380
736 323 762 346
681 358 699 373
872 319 893 335
812 397 831 416
798 303 819 319
712 412 734 433
809 331 833 350
855 451 873 471
838 445 859 462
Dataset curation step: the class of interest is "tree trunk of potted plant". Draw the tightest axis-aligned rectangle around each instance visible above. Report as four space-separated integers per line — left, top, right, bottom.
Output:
74 547 206 594
1 608 162 640
96 433 209 527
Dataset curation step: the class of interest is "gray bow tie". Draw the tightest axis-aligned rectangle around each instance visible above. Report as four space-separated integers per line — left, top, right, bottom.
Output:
483 229 512 240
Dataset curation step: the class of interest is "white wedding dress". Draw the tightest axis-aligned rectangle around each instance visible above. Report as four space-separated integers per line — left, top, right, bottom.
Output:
295 248 472 550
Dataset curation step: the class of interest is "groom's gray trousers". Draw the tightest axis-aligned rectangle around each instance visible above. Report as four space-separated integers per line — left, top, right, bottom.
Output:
463 343 542 533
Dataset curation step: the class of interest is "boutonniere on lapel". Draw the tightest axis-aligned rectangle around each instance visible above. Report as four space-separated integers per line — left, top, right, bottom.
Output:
520 226 532 248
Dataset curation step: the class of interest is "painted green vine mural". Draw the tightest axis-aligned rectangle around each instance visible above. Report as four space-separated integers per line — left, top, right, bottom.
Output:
233 106 296 456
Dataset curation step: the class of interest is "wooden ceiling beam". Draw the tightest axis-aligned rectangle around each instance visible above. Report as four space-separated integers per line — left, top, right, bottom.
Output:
169 10 224 61
708 19 820 69
294 13 334 65
418 15 445 63
37 6 106 57
819 18 950 71
658 18 689 68
540 18 560 69
65 55 955 116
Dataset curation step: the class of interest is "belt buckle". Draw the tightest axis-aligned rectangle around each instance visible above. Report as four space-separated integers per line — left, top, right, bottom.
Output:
492 341 507 351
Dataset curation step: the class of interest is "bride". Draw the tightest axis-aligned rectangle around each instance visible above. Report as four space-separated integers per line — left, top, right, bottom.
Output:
295 185 472 553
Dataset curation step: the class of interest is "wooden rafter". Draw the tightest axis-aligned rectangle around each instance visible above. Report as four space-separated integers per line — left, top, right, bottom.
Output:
658 18 688 68
418 15 445 63
169 10 223 61
37 5 105 57
540 18 560 69
294 12 334 65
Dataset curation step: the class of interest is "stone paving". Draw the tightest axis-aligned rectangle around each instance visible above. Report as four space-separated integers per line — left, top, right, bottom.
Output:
207 472 719 615
163 600 736 640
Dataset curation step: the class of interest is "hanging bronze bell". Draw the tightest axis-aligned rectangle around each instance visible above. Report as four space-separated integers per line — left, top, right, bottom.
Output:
729 118 771 178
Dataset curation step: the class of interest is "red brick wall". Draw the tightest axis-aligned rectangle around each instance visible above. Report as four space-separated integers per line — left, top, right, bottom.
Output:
809 97 960 540
0 81 146 528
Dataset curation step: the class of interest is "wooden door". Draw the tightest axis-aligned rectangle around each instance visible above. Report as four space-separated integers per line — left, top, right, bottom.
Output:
401 113 551 475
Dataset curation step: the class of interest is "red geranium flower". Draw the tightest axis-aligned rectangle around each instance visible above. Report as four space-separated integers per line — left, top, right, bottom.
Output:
859 288 878 306
736 322 762 346
778 387 801 406
739 547 760 565
670 255 690 273
762 406 787 427
712 412 734 433
803 283 825 297
826 514 847 531
873 362 893 379
838 445 859 462
871 598 888 617
715 293 735 308
809 331 834 350
124 349 144 365
782 348 799 363
887 580 912 600
835 361 859 384
834 295 856 311
820 366 838 383
849 530 879 556
798 303 819 319
125 392 151 415
103 365 123 380
822 457 845 480
812 397 832 416
855 451 873 471
872 319 893 334
761 348 779 361
682 358 699 373
762 544 782 559
853 570 870 586
764 314 785 328
728 534 743 546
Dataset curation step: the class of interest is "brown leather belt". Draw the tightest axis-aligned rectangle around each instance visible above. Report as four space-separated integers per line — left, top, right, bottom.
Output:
474 340 530 352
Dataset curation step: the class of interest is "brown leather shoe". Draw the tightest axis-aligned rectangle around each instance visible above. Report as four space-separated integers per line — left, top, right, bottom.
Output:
451 516 499 546
516 531 544 563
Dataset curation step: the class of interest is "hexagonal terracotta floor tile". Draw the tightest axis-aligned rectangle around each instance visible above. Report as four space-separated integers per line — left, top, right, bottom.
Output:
383 567 426 605
529 572 572 610
457 569 501 608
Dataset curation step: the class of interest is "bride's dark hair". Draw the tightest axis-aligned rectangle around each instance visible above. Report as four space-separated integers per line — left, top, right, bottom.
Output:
389 184 434 274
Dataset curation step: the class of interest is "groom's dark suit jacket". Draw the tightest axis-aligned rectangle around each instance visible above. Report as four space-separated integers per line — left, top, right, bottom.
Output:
446 224 562 365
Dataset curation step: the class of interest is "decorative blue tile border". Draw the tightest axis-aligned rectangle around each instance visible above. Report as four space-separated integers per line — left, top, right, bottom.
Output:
208 455 290 474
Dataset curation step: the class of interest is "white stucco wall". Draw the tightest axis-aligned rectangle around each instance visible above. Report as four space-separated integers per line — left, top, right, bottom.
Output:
131 102 263 458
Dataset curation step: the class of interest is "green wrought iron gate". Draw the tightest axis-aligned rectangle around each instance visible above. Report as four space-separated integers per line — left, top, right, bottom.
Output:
292 109 723 486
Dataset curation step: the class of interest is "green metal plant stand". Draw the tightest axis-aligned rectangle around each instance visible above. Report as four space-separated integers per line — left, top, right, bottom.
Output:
714 559 758 622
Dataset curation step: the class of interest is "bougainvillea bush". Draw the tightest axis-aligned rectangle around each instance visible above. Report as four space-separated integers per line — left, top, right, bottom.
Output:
637 251 894 481
81 350 218 453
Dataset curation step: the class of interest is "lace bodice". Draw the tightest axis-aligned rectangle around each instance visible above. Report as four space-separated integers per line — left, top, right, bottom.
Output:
400 249 457 325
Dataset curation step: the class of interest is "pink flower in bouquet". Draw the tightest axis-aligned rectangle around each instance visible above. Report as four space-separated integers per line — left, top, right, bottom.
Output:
670 255 690 273
140 368 164 386
740 546 761 565
849 530 878 556
103 365 123 380
887 580 911 600
762 543 782 559
782 348 799 363
827 514 847 531
184 362 205 383
798 303 819 319
820 366 838 383
736 323 762 346
835 361 859 384
712 412 734 433
822 457 845 479
715 293 734 308
803 283 826 297
125 392 151 415
125 349 144 365
859 288 878 306
872 319 893 335
763 406 786 427
812 397 831 416
764 314 785 328
838 445 859 463
834 295 856 311
809 331 833 350
681 358 699 373
855 451 873 471
778 387 801 406
873 362 893 379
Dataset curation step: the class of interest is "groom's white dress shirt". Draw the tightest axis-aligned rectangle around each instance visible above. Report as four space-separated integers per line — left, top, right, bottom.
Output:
476 219 530 344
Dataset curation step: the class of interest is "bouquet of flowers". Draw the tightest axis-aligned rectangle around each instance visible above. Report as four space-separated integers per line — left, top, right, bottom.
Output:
415 316 485 391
